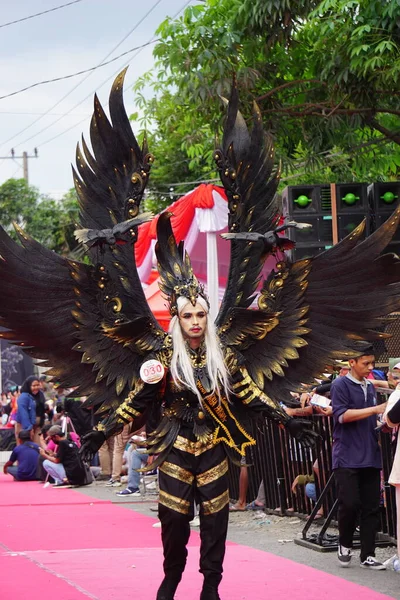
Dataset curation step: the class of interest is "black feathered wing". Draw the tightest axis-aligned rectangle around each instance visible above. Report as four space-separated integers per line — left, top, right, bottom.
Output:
220 207 400 400
0 224 170 414
0 70 169 414
215 81 281 328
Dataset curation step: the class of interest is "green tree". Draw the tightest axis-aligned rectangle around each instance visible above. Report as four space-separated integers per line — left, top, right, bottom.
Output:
132 0 400 209
0 179 80 254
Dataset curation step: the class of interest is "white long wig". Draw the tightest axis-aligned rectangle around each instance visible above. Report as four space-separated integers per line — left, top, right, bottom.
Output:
168 296 231 403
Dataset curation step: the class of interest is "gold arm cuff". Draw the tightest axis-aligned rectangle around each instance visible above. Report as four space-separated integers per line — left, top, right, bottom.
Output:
201 489 230 515
234 386 254 399
173 435 216 456
159 461 194 485
241 390 259 405
125 406 141 418
96 423 106 432
196 458 228 488
232 375 252 390
159 490 190 515
119 413 133 424
116 405 141 420
114 409 132 423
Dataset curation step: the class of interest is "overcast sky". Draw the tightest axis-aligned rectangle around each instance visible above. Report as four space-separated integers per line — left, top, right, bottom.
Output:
0 0 194 197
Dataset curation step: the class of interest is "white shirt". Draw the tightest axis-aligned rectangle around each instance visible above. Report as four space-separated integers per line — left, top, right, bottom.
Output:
384 386 400 485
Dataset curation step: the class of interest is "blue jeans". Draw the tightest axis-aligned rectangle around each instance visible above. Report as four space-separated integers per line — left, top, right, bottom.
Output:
305 482 317 502
7 466 21 480
43 460 66 484
127 449 149 491
7 465 38 481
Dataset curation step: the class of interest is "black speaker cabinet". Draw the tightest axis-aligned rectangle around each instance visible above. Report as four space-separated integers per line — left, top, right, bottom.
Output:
368 182 400 217
335 183 369 214
282 184 332 216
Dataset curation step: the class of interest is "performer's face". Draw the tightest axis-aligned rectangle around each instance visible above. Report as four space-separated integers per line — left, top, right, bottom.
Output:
179 302 207 341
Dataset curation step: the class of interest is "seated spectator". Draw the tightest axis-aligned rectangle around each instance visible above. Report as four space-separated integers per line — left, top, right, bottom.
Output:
37 425 54 481
3 429 39 481
40 425 87 487
116 434 150 496
291 469 323 519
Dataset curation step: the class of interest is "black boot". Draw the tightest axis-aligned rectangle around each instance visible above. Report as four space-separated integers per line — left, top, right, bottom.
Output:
199 584 221 600
156 577 181 600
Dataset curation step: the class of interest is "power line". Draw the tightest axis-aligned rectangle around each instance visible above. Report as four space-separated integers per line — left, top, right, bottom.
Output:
0 0 84 29
4 0 166 152
3 0 194 154
0 111 91 116
125 0 194 90
0 41 157 102
29 0 195 150
10 165 22 178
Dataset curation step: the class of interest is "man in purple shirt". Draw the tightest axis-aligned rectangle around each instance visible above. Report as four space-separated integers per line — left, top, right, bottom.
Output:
3 429 39 481
331 346 387 570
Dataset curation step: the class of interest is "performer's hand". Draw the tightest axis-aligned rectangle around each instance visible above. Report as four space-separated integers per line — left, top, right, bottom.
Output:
285 418 319 448
80 430 106 462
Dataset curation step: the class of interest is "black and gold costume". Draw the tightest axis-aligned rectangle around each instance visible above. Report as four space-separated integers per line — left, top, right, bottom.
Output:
2 70 400 600
97 344 292 598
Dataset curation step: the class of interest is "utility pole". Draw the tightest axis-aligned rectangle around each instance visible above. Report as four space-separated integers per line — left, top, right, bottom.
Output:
0 148 39 184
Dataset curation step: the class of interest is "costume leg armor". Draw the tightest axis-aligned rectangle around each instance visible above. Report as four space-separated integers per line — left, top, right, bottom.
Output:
196 444 229 599
157 434 229 599
158 440 196 597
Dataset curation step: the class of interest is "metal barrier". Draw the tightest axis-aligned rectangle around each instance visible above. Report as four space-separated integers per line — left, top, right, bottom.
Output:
228 414 397 548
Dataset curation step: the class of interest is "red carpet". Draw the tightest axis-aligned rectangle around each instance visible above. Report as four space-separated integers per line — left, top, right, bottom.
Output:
0 476 109 506
0 474 396 600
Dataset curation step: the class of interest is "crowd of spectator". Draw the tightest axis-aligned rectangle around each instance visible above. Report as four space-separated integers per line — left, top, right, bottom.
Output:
228 354 400 572
1 375 94 487
2 357 400 574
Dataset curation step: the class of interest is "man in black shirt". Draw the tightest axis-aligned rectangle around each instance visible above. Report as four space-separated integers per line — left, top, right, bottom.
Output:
40 425 86 486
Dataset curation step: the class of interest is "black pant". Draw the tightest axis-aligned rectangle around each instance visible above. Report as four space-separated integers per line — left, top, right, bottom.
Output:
334 467 381 562
158 435 229 588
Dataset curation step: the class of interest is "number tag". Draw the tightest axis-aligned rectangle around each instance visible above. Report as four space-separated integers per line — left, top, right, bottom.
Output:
140 359 165 384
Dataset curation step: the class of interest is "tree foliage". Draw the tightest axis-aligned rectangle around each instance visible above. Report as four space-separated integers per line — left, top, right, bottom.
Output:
132 0 400 211
0 179 80 254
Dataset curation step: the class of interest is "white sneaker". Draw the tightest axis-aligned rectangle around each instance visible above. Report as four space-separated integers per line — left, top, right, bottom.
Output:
106 479 122 487
337 545 352 567
145 480 157 490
